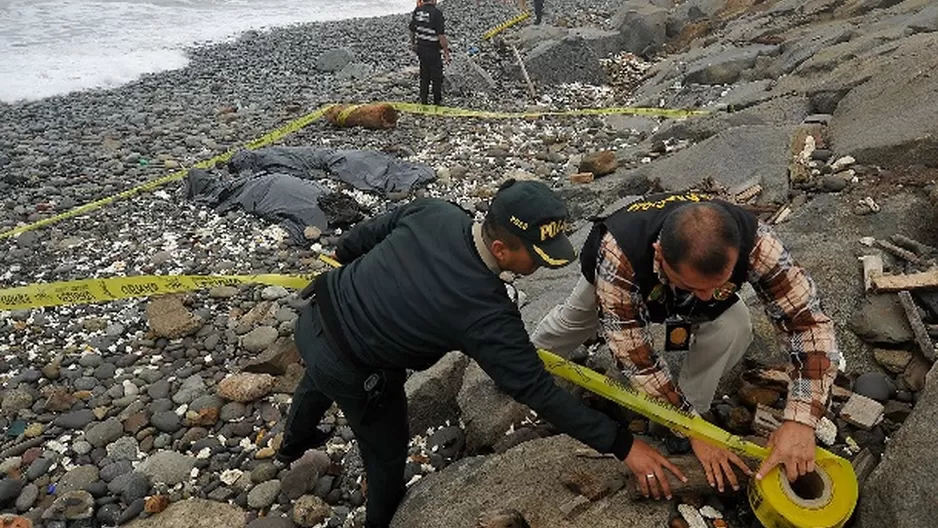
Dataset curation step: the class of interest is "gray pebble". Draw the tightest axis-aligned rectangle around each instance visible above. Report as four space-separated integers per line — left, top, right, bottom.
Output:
15 482 38 512
93 363 118 380
86 418 124 447
121 473 152 503
151 410 182 433
78 354 104 368
247 479 281 509
100 460 134 482
148 380 171 399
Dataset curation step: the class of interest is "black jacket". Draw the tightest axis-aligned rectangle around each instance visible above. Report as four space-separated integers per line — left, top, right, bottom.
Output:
409 3 445 53
316 198 633 459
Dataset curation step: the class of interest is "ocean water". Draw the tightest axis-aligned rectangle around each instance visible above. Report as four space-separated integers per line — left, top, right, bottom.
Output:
0 0 414 103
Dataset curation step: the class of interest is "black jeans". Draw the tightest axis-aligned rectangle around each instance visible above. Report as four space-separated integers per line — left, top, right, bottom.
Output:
533 0 544 23
281 303 409 528
417 50 443 105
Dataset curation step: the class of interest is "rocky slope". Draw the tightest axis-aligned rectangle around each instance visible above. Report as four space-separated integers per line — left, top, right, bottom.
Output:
2 0 938 527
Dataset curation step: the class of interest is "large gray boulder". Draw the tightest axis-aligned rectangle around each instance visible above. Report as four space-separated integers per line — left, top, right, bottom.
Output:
457 361 530 454
124 499 246 528
831 32 938 167
858 363 938 527
316 48 356 72
627 125 794 204
524 37 607 86
666 0 726 37
568 27 623 59
512 24 569 51
392 435 669 528
612 3 669 55
405 351 469 436
444 56 496 96
683 44 779 85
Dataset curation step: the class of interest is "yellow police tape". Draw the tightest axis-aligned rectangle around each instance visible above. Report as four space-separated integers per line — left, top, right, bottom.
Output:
0 254 857 527
0 273 316 311
0 105 334 242
0 101 704 240
538 349 858 528
387 101 710 119
483 10 531 40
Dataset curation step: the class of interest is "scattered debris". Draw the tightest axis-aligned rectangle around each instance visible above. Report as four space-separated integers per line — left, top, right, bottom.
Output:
840 393 885 430
897 290 937 361
859 254 884 292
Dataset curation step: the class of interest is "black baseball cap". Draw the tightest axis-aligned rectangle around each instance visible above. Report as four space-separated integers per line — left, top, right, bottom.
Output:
489 179 577 269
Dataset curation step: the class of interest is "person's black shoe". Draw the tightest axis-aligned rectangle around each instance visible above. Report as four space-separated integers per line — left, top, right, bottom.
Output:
276 429 332 465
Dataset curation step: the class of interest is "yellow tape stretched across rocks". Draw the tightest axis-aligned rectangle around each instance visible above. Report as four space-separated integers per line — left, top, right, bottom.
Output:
387 101 710 119
0 105 334 241
538 349 859 528
0 255 857 527
0 273 317 311
0 102 703 241
483 10 531 40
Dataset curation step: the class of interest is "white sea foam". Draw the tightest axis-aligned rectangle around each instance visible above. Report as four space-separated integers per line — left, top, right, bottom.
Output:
0 0 413 102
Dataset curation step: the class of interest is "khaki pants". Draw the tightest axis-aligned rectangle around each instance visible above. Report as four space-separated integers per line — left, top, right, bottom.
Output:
532 276 753 413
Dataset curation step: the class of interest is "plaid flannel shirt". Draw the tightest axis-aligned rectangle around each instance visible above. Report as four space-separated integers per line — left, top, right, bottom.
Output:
594 222 840 427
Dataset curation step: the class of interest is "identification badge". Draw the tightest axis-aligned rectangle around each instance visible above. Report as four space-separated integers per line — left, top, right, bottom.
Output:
665 320 692 351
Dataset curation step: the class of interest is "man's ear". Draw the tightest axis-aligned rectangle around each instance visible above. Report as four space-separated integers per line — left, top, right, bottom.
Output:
652 241 662 260
490 239 507 260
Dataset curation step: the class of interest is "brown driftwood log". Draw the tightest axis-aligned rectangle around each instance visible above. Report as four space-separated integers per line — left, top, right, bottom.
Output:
325 103 399 129
623 453 757 500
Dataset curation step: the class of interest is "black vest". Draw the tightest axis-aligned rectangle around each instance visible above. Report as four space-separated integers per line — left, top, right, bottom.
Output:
580 192 759 323
411 4 442 51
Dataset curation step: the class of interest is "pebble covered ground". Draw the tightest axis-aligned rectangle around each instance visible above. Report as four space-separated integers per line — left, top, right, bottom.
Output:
0 0 670 526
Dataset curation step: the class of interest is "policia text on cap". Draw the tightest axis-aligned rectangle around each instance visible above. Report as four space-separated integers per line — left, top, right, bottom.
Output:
277 180 684 528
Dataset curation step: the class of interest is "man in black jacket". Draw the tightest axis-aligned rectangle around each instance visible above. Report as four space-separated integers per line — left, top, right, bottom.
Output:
278 180 686 528
409 0 450 105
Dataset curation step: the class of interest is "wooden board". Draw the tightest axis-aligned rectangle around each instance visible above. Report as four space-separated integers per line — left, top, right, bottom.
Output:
871 269 938 292
897 290 936 362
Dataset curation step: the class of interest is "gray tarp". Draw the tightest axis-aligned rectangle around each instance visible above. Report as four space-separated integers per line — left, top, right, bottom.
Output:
184 147 436 242
228 146 436 194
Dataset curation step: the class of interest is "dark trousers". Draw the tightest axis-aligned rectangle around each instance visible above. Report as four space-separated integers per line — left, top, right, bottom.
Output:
417 50 443 105
533 0 544 23
282 303 409 528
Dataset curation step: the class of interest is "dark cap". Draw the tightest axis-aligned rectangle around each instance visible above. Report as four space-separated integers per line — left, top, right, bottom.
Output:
489 179 576 269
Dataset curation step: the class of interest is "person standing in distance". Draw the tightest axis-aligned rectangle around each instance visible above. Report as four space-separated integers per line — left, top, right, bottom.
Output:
409 0 450 106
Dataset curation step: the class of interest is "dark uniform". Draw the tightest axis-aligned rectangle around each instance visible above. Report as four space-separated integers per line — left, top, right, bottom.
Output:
579 192 759 324
533 0 544 24
409 0 446 105
280 182 634 528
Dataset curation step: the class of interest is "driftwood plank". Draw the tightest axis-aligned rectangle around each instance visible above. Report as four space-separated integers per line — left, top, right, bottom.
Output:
871 269 938 292
897 291 936 362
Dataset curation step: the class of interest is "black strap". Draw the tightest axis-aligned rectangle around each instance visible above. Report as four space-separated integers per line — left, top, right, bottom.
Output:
312 272 371 371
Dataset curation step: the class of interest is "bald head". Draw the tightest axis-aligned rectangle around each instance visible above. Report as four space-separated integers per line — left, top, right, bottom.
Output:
659 202 741 277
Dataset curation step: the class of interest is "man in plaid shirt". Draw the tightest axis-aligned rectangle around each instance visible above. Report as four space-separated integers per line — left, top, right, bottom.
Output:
533 192 841 500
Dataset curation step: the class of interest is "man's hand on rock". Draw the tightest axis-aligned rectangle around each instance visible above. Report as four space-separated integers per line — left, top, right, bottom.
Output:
623 438 688 500
690 437 752 492
756 420 817 482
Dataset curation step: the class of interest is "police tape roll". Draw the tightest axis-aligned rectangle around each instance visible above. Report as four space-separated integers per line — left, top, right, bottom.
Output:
483 10 531 40
0 273 318 311
536 349 858 528
749 454 858 528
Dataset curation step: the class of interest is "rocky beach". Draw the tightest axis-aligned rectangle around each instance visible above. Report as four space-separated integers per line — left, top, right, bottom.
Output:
3 0 938 527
